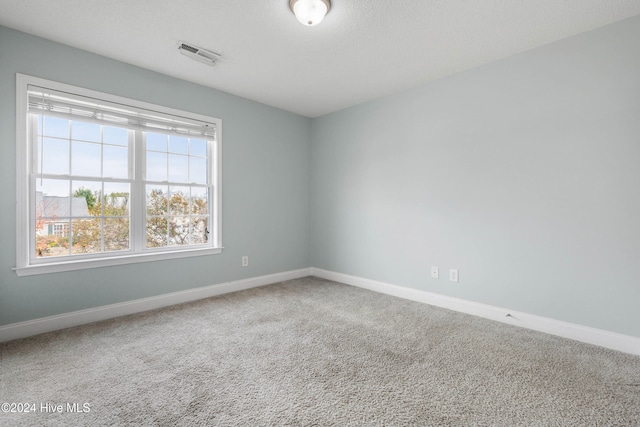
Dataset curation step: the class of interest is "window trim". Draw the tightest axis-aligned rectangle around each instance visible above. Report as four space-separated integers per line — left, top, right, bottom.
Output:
14 74 223 276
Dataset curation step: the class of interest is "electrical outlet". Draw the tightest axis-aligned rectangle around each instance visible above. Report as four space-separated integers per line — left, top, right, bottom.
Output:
449 269 459 283
431 266 439 279
242 256 249 267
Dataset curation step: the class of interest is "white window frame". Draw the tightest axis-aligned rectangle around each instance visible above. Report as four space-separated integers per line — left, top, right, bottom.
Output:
14 74 223 276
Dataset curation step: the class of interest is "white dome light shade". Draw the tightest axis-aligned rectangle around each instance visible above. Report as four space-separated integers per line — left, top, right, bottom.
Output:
290 0 331 26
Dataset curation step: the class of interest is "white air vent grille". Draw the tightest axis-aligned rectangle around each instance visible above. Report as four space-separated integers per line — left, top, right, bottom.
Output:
178 41 220 66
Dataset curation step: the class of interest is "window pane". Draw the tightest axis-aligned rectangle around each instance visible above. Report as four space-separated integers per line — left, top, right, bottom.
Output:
189 157 207 184
36 179 70 218
191 216 209 244
72 121 100 142
146 133 167 152
168 154 188 183
72 141 101 177
103 145 128 179
72 181 101 216
42 138 70 175
146 185 168 216
36 219 69 258
169 216 190 246
104 182 130 216
169 136 188 154
146 151 167 182
170 186 190 215
146 217 168 248
103 126 128 146
190 139 207 157
42 116 69 138
190 187 208 215
104 218 129 252
71 218 102 254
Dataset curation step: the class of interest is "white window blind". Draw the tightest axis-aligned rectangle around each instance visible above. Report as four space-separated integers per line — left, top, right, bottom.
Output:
27 85 216 139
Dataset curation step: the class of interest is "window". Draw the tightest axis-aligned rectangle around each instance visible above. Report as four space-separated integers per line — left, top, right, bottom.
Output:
15 75 222 276
52 223 68 238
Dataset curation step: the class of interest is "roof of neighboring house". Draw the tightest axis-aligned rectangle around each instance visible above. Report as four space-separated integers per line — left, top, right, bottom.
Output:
36 192 90 218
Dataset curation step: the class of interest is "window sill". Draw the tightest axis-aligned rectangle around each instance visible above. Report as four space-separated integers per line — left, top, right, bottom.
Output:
13 247 223 277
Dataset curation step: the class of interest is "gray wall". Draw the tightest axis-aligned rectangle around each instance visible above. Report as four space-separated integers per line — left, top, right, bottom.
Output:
0 27 311 326
311 15 640 338
3 15 640 339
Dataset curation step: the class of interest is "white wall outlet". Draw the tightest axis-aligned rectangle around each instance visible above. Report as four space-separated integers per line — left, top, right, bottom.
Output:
431 266 439 279
242 256 249 267
449 268 459 283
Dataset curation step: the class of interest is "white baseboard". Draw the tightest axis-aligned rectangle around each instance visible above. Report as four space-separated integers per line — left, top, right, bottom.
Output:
0 268 312 343
3 266 638 356
311 268 640 356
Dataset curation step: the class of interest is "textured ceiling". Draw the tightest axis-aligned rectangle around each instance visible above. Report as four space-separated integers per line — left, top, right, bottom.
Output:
1 1 639 117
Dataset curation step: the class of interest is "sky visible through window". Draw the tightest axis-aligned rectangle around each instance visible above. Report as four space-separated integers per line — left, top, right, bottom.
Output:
36 119 208 195
145 132 208 184
37 116 129 196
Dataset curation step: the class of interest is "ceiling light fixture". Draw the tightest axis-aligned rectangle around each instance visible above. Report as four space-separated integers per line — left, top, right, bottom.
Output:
289 0 331 26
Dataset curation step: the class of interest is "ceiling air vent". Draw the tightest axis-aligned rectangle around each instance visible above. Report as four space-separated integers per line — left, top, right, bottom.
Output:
178 41 221 66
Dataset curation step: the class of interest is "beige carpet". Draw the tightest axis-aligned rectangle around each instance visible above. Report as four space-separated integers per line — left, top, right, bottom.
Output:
1 276 639 426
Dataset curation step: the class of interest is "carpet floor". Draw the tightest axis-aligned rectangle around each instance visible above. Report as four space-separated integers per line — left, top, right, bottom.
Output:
1 276 639 426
